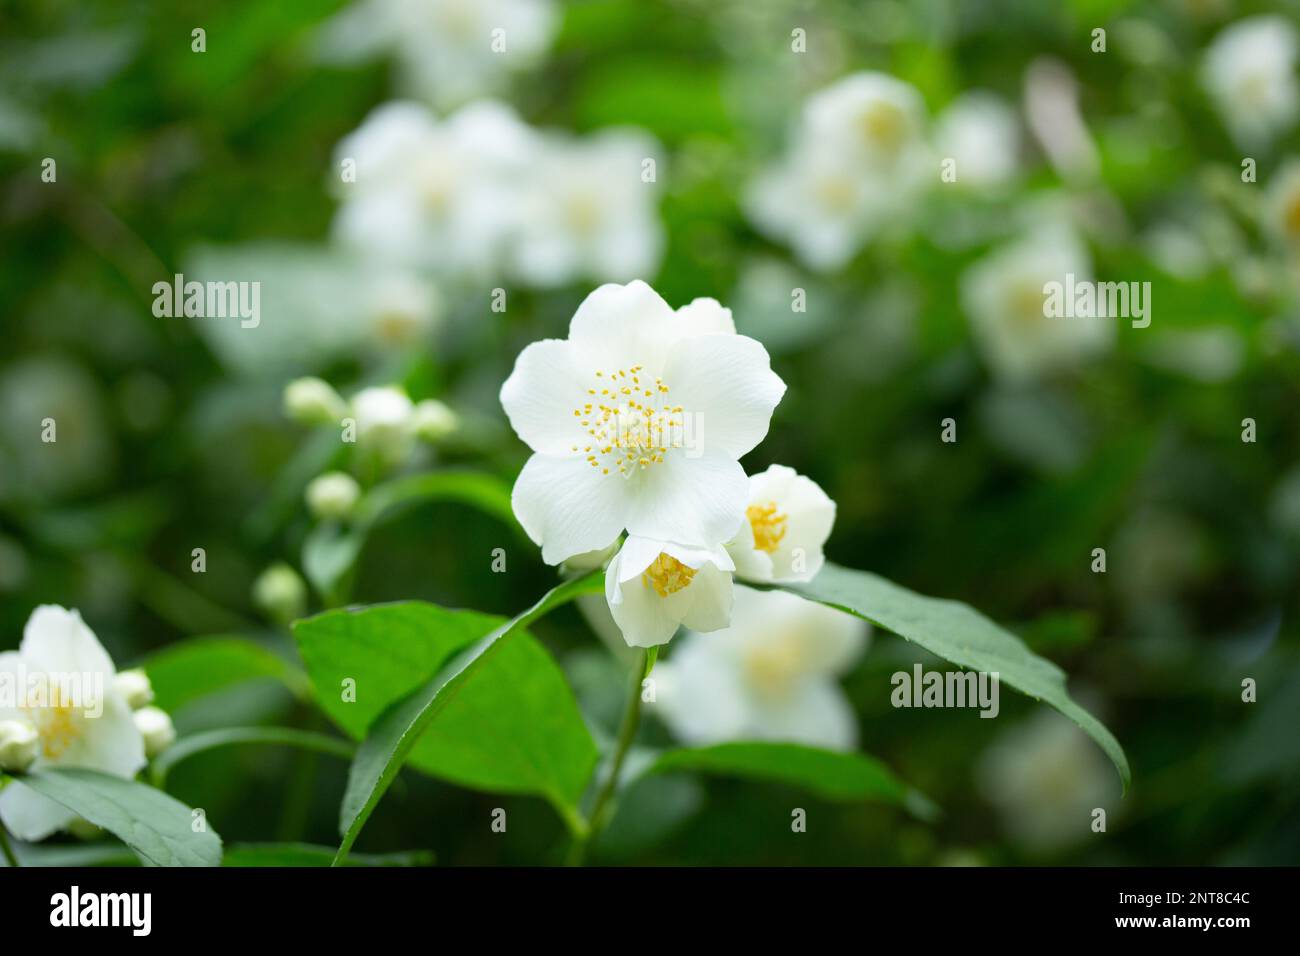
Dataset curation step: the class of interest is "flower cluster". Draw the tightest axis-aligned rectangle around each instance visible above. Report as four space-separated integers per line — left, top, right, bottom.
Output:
746 72 1021 271
500 280 838 648
0 606 175 841
332 100 664 288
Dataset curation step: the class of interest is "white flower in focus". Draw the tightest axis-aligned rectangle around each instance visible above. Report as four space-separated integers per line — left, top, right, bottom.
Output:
113 668 154 711
0 719 38 772
284 377 346 425
0 606 146 841
332 100 537 277
512 131 665 286
306 471 362 521
934 92 1021 190
500 281 786 564
961 226 1112 383
652 587 868 750
318 0 558 109
1201 16 1299 148
977 709 1116 852
133 707 176 759
726 465 835 583
350 386 416 461
605 537 734 648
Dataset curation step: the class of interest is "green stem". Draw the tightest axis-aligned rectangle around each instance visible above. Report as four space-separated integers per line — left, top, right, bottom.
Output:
568 649 647 866
0 820 20 867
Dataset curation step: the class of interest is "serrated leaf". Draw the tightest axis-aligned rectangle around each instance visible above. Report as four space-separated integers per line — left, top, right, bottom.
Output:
780 563 1130 791
12 768 222 867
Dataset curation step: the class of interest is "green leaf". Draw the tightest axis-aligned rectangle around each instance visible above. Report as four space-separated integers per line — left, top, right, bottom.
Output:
13 768 222 867
222 843 433 867
142 635 306 712
292 572 603 863
302 470 520 601
648 742 937 820
779 563 1131 791
150 726 355 788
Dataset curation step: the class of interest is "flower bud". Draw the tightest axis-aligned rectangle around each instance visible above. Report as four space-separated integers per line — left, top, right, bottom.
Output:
306 471 361 521
284 377 346 425
0 718 39 773
351 387 415 462
412 399 459 443
133 706 176 758
252 563 307 624
114 668 154 710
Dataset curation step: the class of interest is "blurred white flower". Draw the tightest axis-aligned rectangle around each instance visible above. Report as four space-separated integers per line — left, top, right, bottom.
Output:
1201 15 1299 148
332 100 538 277
1265 158 1300 244
961 225 1112 382
367 270 443 345
652 587 868 750
411 399 459 443
112 669 154 711
306 471 363 521
726 465 835 583
317 0 558 109
977 709 1116 853
512 130 665 286
133 706 176 759
803 72 928 169
0 606 146 841
605 537 734 648
284 377 346 425
350 386 416 462
500 281 785 564
934 91 1021 189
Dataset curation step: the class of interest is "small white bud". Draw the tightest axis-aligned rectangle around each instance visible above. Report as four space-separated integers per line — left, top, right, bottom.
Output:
0 718 39 773
252 563 307 623
134 706 176 758
411 399 458 443
351 386 415 460
305 471 361 520
114 668 154 710
284 377 346 425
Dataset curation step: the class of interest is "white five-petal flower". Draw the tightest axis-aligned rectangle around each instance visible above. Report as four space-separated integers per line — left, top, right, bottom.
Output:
0 606 146 841
500 280 786 565
605 537 735 648
726 465 835 583
651 587 869 750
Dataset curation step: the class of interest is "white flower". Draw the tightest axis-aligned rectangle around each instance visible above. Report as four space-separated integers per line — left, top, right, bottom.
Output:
961 225 1112 382
1201 16 1299 148
350 386 415 460
726 465 835 583
934 91 1021 190
284 377 346 425
511 130 665 286
113 668 154 711
0 719 38 773
318 0 558 109
367 271 442 345
605 537 734 648
411 399 459 443
133 707 176 759
306 471 362 521
652 587 868 750
0 606 146 841
332 100 538 277
803 72 928 170
500 281 786 564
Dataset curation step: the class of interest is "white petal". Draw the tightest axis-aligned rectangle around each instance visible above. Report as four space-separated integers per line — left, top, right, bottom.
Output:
624 448 748 547
677 561 734 633
674 298 736 337
651 647 752 745
499 338 589 455
567 280 677 373
0 783 76 842
605 538 734 648
751 466 836 583
748 679 860 751
512 454 630 565
662 334 786 458
20 605 116 677
605 559 687 648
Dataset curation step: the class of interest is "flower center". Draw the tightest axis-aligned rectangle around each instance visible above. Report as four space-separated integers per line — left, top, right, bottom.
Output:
571 366 685 477
814 173 859 212
744 639 805 699
641 553 696 597
1009 281 1047 327
564 193 603 236
746 501 788 553
21 678 83 760
860 102 907 154
1285 192 1300 239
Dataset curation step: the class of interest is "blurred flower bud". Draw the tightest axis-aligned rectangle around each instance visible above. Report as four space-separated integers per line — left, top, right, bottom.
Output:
133 706 176 758
351 386 416 461
0 718 39 773
114 668 154 710
412 399 459 443
252 563 307 624
284 377 346 425
306 471 362 520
